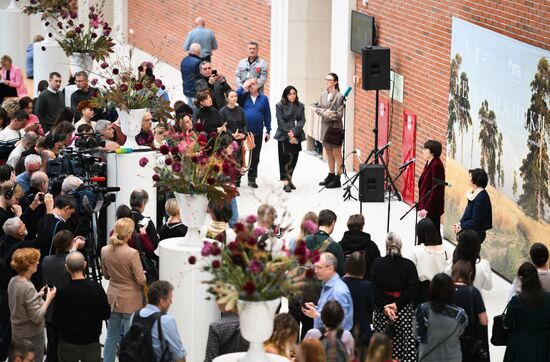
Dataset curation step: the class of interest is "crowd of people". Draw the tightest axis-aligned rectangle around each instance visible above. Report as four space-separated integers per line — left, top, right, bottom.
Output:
0 14 549 362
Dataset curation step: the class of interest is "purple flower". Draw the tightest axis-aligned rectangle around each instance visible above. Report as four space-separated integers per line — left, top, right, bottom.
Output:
165 158 173 166
152 174 160 182
242 281 256 295
171 162 182 173
211 260 221 269
248 260 263 274
188 256 196 264
103 28 111 36
138 157 149 167
100 62 109 69
119 84 128 92
74 27 81 34
106 79 114 85
91 32 98 38
159 144 170 155
245 215 257 224
201 241 214 257
112 68 119 75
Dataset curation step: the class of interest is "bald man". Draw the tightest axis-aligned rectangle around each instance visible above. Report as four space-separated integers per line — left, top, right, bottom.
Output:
182 17 218 61
180 43 203 107
53 251 110 362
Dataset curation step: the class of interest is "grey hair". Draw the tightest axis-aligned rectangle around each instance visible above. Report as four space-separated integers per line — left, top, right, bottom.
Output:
95 119 111 133
3 217 22 237
24 154 41 169
74 71 88 79
66 251 86 273
61 175 83 194
189 43 201 54
30 171 48 189
322 252 338 271
130 189 149 208
386 232 402 258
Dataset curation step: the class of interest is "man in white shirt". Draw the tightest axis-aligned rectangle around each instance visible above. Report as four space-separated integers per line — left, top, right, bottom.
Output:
6 131 38 168
0 110 28 162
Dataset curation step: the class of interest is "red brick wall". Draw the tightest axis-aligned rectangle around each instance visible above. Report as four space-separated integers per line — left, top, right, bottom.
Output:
353 0 550 186
127 0 271 94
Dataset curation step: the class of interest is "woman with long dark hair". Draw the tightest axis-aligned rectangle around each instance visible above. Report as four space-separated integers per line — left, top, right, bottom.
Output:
275 85 305 192
503 262 550 362
414 273 468 361
409 218 447 303
194 90 224 135
448 230 492 291
418 140 445 238
315 72 344 189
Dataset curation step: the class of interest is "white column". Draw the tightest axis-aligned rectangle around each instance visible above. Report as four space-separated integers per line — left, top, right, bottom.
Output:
78 0 90 26
33 42 70 94
0 4 30 69
269 0 288 102
112 0 127 43
331 0 356 169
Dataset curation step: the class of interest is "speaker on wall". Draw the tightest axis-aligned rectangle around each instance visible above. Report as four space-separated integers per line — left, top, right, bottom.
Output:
362 46 391 91
359 163 385 202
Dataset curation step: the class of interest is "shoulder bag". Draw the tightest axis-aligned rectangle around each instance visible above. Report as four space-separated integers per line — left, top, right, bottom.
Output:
241 132 256 172
490 305 508 346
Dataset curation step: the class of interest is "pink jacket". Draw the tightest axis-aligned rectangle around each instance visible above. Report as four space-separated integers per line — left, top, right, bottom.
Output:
1 65 28 97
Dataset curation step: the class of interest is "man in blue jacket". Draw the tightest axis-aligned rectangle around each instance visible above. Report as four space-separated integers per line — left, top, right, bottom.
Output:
180 43 202 109
237 78 271 188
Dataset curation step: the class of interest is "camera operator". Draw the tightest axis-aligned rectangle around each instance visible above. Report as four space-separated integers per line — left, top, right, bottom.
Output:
130 189 159 258
0 181 44 238
95 120 121 151
19 171 50 238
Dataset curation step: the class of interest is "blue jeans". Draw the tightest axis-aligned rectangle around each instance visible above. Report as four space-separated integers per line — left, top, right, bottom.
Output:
229 198 239 227
103 312 132 362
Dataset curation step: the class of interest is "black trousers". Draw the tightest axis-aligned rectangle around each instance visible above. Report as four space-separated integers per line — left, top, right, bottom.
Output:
0 83 17 104
248 134 263 181
428 215 441 241
0 297 11 361
46 321 59 362
278 140 301 181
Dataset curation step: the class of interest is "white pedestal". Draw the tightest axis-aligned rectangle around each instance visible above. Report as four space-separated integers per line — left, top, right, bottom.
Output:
33 42 70 94
29 13 44 42
159 238 219 362
106 151 157 234
213 353 289 362
64 84 77 107
0 8 30 69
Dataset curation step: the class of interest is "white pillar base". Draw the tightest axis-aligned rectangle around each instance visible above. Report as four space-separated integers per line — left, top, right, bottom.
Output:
159 238 220 362
0 8 30 69
33 42 70 94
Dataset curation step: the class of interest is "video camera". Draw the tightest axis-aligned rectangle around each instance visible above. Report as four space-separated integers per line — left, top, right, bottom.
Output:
74 132 106 150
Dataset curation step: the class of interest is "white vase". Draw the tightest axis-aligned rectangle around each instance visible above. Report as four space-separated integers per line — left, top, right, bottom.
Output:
68 52 93 74
238 298 281 362
6 0 18 10
116 107 146 149
174 192 208 247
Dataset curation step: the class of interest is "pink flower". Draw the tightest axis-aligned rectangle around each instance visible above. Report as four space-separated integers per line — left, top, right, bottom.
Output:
91 18 100 28
91 78 98 85
171 162 182 172
138 157 149 167
100 62 109 69
248 260 263 274
188 256 196 264
245 215 257 224
201 241 214 257
253 227 266 239
159 144 170 155
303 220 318 234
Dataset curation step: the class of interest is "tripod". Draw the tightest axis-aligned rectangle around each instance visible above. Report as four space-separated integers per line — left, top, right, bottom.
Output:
399 183 441 245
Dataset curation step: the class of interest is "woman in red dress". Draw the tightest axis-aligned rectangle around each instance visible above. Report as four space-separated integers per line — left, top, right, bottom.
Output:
418 140 445 238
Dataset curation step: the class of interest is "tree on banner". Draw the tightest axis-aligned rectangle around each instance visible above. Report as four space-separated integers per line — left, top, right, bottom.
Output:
518 57 550 220
478 100 504 187
448 53 473 164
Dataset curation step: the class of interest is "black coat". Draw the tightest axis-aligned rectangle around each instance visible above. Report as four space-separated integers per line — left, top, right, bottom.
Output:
274 102 306 142
340 230 381 279
459 189 492 232
195 76 232 110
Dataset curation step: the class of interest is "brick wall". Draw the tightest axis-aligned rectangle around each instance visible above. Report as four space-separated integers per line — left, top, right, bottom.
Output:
353 0 550 186
127 0 271 95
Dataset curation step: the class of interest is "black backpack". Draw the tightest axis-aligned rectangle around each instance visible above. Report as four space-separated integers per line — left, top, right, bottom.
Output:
133 233 159 285
119 311 167 362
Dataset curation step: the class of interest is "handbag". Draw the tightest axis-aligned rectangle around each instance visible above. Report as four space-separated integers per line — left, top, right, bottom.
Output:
324 126 344 146
490 306 508 346
466 286 490 361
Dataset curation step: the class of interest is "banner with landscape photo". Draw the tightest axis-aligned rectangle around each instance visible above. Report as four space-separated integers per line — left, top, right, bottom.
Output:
445 18 550 281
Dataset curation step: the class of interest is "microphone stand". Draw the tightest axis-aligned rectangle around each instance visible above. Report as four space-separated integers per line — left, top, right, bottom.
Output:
399 183 441 246
340 95 350 179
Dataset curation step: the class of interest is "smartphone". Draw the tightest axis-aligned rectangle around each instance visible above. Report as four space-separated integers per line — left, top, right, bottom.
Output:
39 193 44 202
212 69 218 76
138 218 150 227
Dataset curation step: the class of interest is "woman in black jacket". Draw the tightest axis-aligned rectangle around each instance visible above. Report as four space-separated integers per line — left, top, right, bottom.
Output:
274 85 305 192
339 214 380 280
194 90 224 135
453 168 492 242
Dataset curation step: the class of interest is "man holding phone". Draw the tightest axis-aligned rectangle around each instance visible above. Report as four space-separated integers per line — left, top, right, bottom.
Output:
194 61 232 110
237 78 271 188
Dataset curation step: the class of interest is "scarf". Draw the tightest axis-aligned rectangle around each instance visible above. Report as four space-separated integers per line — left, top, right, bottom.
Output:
206 221 228 239
466 187 484 201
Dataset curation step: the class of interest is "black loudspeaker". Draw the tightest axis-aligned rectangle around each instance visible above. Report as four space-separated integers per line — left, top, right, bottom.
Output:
359 164 385 202
361 46 391 90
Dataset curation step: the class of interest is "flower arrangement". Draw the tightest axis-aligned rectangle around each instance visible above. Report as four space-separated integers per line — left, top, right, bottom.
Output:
90 50 172 122
17 0 77 18
190 215 319 310
140 129 239 202
55 5 115 60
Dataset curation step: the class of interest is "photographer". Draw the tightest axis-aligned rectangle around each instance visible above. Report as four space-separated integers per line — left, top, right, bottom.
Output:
94 120 120 151
0 181 44 238
195 61 232 110
20 171 50 238
36 195 77 261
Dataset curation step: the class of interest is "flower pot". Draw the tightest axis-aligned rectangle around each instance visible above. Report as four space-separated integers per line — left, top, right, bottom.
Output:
69 52 93 74
238 298 281 362
174 192 208 247
116 107 146 149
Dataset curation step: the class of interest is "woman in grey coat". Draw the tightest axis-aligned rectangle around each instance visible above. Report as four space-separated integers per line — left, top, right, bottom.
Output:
315 72 345 188
274 86 305 192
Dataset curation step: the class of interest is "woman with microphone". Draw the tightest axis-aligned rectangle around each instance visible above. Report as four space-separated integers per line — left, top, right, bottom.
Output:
418 140 445 239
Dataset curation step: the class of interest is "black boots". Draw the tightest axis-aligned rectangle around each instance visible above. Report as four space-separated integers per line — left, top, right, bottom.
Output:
319 173 335 186
326 174 341 188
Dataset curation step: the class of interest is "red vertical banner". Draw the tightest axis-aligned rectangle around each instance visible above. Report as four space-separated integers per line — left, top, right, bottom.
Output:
401 110 417 205
377 98 390 164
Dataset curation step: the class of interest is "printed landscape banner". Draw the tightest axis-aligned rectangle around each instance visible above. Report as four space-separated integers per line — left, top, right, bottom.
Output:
445 18 550 280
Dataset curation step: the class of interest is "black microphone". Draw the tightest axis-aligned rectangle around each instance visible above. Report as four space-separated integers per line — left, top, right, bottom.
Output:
375 142 392 155
433 178 452 187
399 158 415 170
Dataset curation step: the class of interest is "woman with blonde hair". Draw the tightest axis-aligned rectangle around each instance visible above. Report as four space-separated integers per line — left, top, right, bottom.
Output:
264 313 299 359
295 339 326 362
8 248 56 362
364 333 395 362
159 198 188 240
101 218 146 362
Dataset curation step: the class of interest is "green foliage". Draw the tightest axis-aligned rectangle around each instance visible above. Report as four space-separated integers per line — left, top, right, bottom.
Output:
17 0 77 17
478 100 504 187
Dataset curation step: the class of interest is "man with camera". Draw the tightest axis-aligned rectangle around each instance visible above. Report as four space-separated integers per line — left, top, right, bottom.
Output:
195 61 232 110
19 171 49 237
0 181 44 238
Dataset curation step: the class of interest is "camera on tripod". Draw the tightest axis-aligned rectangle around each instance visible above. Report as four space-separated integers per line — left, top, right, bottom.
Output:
74 132 106 150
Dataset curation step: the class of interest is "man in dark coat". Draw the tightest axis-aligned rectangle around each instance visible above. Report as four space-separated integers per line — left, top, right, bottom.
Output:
180 43 202 108
195 60 232 110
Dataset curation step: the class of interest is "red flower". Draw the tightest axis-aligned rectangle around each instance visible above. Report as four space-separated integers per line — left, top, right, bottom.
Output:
138 157 149 167
91 78 98 86
91 32 98 38
206 178 216 185
170 146 180 155
133 83 144 91
197 134 207 146
138 66 144 72
100 62 109 69
154 79 163 88
191 156 199 163
74 27 81 34
305 268 315 279
227 242 238 251
211 260 221 269
211 164 220 173
188 256 196 264
152 174 160 182
194 122 204 132
165 158 173 166
171 162 182 172
112 68 119 75
119 84 128 92
106 79 114 85
159 144 170 155
243 281 256 295
211 245 222 256
298 255 307 265
234 222 245 232
309 249 321 263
